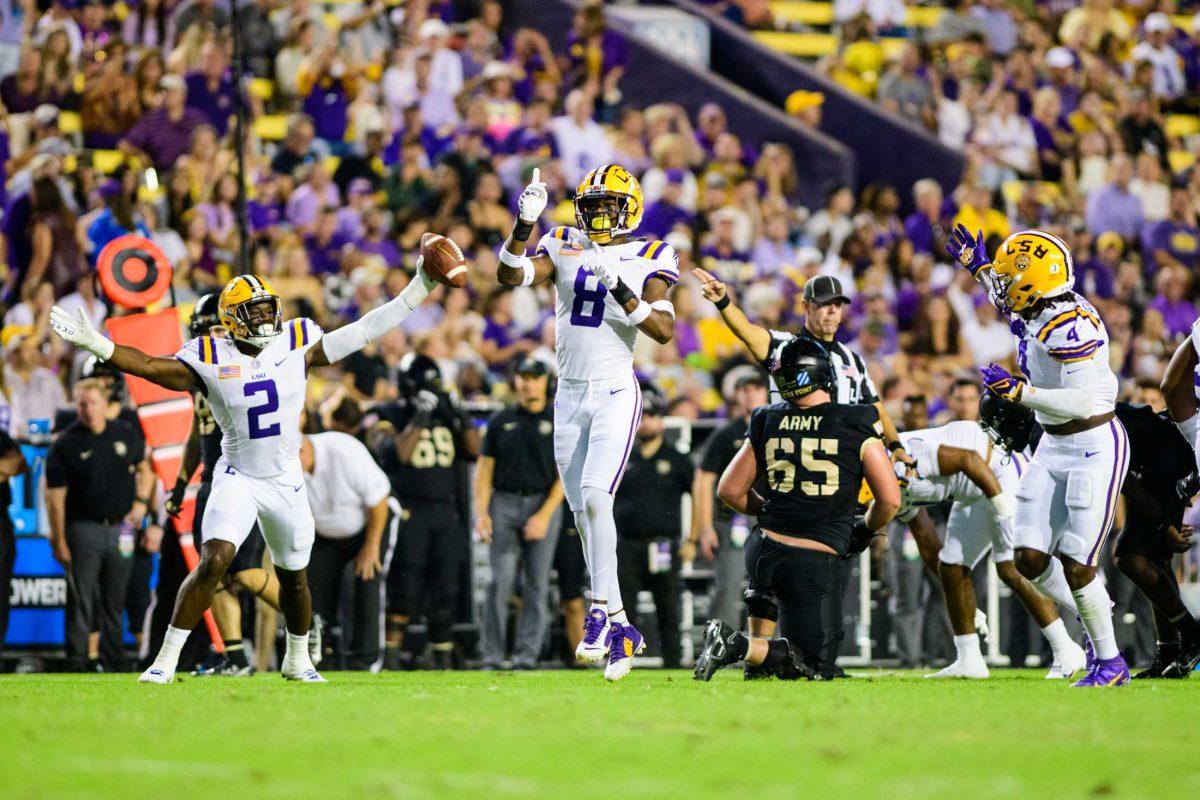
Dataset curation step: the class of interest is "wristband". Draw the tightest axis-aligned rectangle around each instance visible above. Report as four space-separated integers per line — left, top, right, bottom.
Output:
610 278 637 306
627 300 652 325
650 299 675 318
498 246 536 287
887 440 904 453
989 492 1015 520
714 294 730 311
513 219 533 242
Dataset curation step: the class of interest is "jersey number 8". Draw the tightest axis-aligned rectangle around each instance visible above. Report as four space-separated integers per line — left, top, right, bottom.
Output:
765 437 839 496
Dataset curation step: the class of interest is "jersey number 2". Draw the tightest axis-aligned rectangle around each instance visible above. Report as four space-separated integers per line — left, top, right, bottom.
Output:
765 437 839 496
245 380 281 439
569 266 607 327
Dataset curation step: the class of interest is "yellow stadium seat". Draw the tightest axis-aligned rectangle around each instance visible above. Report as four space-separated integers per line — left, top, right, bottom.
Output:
769 1 834 26
905 6 945 27
1169 150 1196 174
92 150 125 174
253 114 288 141
754 31 838 58
1166 115 1200 140
58 111 81 135
249 78 275 102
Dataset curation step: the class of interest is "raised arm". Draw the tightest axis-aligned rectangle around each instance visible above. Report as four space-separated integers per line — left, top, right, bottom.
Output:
50 306 198 393
497 168 556 288
692 267 772 361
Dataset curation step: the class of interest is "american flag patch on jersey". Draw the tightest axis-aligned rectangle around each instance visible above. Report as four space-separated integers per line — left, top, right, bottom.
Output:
217 365 242 380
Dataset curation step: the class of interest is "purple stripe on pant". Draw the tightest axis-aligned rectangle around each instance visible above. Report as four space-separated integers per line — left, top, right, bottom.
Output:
1089 420 1128 566
608 375 643 494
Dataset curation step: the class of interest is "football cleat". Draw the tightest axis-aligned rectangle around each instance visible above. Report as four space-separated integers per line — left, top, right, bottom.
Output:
603 622 644 682
190 651 229 677
774 640 816 681
575 608 612 663
282 667 328 683
743 663 774 681
138 665 174 684
926 659 989 679
694 619 739 682
1045 640 1087 679
1133 645 1179 680
1163 633 1200 679
1072 655 1130 687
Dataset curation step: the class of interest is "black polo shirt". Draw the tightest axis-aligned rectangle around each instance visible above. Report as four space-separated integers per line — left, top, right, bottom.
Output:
46 418 145 523
614 440 693 540
699 417 747 521
481 404 556 494
0 428 20 509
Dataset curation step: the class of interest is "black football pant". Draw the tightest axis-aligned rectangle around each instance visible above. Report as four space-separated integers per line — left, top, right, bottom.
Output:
388 501 463 644
616 536 682 668
745 531 841 677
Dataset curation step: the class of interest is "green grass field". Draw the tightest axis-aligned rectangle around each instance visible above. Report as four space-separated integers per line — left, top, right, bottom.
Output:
2 669 1197 800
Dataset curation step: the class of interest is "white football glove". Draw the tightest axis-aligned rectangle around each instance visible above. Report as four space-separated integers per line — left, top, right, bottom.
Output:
50 305 114 361
517 167 548 224
415 390 439 414
570 230 619 290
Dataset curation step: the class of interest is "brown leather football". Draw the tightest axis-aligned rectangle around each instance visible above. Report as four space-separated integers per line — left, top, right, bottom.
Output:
420 232 468 288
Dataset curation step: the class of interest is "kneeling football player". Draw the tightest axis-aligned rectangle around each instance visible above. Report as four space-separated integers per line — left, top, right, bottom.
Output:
694 338 901 681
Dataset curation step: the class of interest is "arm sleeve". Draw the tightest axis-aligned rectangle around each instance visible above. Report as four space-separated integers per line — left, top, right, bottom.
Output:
321 272 434 364
1021 308 1104 418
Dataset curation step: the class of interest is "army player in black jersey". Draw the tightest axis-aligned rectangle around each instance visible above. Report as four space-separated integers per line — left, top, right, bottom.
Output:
369 354 480 669
164 294 283 676
694 338 901 681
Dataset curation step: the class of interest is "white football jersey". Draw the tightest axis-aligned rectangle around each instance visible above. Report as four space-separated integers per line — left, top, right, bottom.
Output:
537 226 679 380
1009 296 1117 425
1189 316 1200 400
900 420 1027 506
176 318 322 478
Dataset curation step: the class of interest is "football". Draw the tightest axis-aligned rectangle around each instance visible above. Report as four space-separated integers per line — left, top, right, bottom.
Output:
420 232 468 288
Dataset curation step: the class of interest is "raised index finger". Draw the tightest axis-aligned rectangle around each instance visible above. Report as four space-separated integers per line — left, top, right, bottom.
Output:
531 167 541 186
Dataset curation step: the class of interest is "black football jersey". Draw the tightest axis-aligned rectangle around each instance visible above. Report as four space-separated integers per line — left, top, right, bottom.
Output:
1115 402 1192 509
748 401 882 553
371 396 463 503
195 391 223 482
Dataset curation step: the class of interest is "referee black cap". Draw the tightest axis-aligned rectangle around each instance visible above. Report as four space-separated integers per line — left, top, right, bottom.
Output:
803 275 850 305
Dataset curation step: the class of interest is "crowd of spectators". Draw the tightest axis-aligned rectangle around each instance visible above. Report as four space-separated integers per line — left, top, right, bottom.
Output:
0 0 1196 668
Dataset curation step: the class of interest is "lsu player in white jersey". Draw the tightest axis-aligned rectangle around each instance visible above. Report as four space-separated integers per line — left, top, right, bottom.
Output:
948 225 1131 686
497 164 676 681
898 401 1086 679
49 267 440 683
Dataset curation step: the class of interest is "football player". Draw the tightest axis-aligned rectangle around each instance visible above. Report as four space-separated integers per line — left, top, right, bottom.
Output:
496 165 676 681
50 266 440 683
899 397 1087 679
694 337 901 681
164 294 283 677
949 226 1131 686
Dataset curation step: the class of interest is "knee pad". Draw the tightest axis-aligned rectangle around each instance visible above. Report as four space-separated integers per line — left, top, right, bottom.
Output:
580 486 613 521
744 589 779 621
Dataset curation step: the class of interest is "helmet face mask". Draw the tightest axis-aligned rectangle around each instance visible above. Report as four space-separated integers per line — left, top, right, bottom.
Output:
574 164 643 243
219 276 283 349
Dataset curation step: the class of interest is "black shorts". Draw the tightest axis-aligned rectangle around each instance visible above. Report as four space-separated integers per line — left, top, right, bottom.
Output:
195 480 266 574
1115 501 1184 562
744 528 841 677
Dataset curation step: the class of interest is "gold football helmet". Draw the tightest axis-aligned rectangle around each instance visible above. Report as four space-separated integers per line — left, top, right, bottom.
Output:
218 275 283 348
989 230 1074 314
574 164 643 243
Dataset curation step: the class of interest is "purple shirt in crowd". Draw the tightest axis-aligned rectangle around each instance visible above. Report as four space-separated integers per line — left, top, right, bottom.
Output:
303 76 351 142
185 70 238 137
1147 295 1198 339
640 200 693 239
247 200 284 235
303 232 352 275
1076 259 1116 300
122 107 211 171
1140 220 1200 271
1085 183 1144 241
359 236 402 265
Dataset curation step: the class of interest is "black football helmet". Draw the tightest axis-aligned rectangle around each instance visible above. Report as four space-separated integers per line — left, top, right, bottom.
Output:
189 293 221 339
640 381 669 417
980 393 1040 454
81 354 126 404
771 336 834 402
399 353 443 397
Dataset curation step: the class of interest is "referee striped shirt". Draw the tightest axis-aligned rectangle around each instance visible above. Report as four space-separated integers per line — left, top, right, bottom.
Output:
763 328 879 406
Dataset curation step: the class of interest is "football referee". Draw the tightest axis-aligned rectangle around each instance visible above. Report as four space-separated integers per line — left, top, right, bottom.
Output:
475 358 564 669
694 269 909 675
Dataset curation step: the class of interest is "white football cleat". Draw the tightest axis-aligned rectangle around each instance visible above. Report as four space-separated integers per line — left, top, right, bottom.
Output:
1045 640 1088 679
974 609 990 643
926 659 989 679
282 666 328 683
138 665 175 684
575 608 612 663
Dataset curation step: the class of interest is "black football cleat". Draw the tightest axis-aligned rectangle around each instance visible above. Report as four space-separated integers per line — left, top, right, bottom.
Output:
693 619 739 682
774 640 816 681
743 663 774 681
1164 633 1200 679
1132 645 1178 680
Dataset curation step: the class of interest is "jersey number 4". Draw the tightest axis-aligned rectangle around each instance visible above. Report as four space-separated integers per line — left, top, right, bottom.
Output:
245 380 281 440
765 437 839 496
